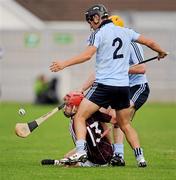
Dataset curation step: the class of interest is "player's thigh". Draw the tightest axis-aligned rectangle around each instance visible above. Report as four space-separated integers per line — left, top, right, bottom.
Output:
75 98 100 120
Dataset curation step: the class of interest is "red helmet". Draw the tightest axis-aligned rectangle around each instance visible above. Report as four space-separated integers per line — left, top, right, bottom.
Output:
64 91 84 107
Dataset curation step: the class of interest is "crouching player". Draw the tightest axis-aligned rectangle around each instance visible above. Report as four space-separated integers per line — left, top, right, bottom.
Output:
41 91 114 167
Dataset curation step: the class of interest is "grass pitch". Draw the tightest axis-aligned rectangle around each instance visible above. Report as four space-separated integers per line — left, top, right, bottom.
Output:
0 102 176 180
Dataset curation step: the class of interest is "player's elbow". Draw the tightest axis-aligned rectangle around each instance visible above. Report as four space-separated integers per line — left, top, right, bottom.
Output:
140 66 146 74
82 51 94 61
138 64 146 74
85 54 92 60
84 46 97 60
141 69 146 74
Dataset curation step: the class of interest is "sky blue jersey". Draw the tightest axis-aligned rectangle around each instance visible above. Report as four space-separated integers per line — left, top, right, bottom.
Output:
129 42 148 87
87 20 140 86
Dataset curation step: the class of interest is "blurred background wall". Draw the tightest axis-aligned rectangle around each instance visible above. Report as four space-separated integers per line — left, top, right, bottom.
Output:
0 0 176 102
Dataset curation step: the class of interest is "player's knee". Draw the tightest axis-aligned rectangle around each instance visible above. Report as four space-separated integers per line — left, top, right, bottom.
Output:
74 113 86 123
120 123 131 133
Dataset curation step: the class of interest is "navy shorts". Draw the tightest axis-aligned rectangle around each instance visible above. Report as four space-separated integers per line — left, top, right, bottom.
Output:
86 82 130 110
130 83 150 111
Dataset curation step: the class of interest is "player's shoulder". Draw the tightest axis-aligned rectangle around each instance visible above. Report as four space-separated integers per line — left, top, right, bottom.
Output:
123 27 140 35
124 27 136 31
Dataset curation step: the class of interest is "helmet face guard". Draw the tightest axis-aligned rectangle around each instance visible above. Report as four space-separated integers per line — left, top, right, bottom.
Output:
63 104 78 118
85 4 108 23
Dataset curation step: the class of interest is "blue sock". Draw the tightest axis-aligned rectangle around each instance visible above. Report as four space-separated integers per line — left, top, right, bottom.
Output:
76 139 87 153
113 143 124 159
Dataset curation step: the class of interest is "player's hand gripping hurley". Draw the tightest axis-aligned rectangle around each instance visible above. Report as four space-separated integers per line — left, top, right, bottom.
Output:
132 52 169 67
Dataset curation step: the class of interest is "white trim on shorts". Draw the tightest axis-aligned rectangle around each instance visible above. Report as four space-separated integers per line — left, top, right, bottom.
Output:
131 84 146 103
86 83 98 99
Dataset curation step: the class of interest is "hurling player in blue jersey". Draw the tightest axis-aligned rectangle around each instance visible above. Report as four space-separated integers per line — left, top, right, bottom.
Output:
108 15 149 167
80 16 150 167
49 4 167 167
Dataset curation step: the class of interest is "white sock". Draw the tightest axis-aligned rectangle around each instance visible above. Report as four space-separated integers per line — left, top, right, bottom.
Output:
133 147 145 161
76 139 87 153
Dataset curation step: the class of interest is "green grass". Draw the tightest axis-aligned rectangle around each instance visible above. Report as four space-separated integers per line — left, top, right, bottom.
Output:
0 102 176 180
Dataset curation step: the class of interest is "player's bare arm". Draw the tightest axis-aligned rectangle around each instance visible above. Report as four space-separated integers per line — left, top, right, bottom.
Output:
129 64 146 74
136 35 167 59
50 46 97 72
79 72 95 92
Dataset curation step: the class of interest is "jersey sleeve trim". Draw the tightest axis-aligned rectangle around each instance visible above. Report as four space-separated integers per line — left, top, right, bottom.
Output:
88 29 100 46
131 42 143 63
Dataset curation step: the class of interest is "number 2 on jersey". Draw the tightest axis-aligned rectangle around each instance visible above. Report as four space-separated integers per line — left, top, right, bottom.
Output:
112 37 124 59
